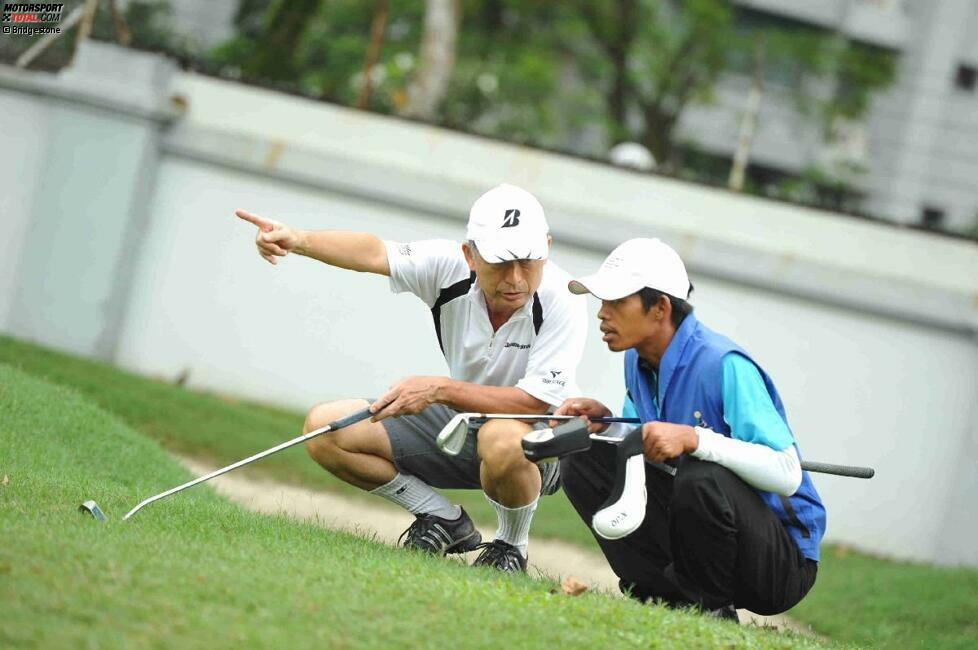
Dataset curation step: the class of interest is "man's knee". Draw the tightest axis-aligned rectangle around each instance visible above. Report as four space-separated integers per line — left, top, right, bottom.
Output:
303 398 371 466
303 398 369 433
477 419 532 474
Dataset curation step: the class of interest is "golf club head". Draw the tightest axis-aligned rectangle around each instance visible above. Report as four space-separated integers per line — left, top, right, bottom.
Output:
79 500 107 522
521 418 592 463
592 454 647 540
592 426 647 540
436 413 470 456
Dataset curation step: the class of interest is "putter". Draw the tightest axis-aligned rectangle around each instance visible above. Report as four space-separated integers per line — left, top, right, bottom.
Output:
78 406 375 521
521 421 876 540
79 499 108 522
591 427 648 539
435 412 640 456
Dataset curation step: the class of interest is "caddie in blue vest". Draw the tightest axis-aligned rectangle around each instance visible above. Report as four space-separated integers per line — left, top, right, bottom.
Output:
555 238 826 620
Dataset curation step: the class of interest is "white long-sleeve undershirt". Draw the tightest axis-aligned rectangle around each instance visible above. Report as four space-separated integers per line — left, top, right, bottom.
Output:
691 427 802 496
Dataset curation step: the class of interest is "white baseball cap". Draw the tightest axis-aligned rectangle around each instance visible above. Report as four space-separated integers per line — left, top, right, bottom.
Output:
466 184 549 262
569 238 690 300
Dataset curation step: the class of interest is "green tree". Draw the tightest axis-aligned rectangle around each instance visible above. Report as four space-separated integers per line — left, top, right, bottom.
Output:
204 0 896 188
568 0 896 170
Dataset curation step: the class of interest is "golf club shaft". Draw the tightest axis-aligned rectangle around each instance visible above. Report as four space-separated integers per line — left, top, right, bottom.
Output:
469 413 640 424
123 407 373 520
548 431 873 479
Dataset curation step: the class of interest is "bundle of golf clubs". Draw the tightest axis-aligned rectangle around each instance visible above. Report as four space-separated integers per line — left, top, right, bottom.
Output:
436 412 874 540
81 408 874 539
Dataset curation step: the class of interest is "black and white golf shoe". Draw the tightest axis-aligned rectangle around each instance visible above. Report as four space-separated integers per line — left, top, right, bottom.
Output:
471 539 527 573
398 508 482 555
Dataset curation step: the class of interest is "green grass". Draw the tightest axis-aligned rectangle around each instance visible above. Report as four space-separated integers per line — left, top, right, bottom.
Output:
788 545 978 649
0 335 596 549
4 334 977 648
0 363 826 648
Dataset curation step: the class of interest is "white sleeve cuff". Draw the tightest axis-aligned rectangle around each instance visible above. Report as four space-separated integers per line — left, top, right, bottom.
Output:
691 427 802 496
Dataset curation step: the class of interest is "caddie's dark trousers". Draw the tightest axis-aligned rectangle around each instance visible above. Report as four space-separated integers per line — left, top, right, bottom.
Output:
561 445 817 614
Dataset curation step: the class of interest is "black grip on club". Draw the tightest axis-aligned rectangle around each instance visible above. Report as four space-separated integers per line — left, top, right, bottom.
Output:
596 426 645 512
329 407 374 431
521 419 593 462
801 461 875 479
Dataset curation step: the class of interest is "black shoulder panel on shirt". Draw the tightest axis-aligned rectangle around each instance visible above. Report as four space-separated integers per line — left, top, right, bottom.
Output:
532 292 544 335
431 272 476 354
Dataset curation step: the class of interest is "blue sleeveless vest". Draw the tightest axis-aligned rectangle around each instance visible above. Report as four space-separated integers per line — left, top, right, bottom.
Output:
624 313 826 561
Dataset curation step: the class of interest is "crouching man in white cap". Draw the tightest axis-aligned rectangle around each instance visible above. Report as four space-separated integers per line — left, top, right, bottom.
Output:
555 238 825 618
235 184 587 572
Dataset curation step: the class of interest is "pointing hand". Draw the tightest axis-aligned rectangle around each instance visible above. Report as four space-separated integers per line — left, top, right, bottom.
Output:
236 209 302 265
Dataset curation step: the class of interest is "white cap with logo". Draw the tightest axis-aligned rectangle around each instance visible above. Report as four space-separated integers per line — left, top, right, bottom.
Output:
466 184 550 262
568 238 690 300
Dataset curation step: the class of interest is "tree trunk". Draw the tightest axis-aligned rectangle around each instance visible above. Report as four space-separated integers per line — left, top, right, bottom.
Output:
69 0 99 66
246 0 320 81
728 78 764 191
607 43 629 142
356 0 390 110
640 104 678 170
107 0 132 46
729 37 766 191
398 0 460 120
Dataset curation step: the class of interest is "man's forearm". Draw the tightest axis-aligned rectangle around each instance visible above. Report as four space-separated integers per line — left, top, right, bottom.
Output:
295 230 390 275
435 379 550 414
691 428 802 496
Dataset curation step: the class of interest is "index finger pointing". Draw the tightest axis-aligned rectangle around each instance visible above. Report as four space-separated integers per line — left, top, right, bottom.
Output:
235 209 274 232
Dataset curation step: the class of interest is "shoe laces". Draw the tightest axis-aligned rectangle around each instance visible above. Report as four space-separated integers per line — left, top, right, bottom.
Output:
473 539 524 570
398 514 435 548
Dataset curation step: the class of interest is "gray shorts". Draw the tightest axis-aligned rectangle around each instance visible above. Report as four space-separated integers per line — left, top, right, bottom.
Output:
377 402 560 495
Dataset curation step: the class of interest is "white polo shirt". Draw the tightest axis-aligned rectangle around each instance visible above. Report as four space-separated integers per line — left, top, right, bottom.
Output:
384 239 588 407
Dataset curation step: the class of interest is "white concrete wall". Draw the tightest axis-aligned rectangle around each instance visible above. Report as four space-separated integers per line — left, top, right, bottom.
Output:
115 151 978 566
2 43 977 566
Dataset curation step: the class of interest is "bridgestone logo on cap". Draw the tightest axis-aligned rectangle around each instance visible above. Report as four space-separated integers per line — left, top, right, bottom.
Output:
502 209 521 228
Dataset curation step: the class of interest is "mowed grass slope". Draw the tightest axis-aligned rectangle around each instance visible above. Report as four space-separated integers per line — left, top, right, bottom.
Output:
0 364 827 649
0 335 596 549
4 335 978 648
789 546 978 650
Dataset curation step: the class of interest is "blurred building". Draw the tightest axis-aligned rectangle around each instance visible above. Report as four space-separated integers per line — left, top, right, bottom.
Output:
679 0 978 234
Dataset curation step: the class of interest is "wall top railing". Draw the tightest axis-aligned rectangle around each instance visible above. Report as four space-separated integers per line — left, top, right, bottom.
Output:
4 41 976 336
162 72 978 336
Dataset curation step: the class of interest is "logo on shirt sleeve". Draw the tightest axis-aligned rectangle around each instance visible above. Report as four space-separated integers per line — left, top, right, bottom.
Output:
542 369 565 386
397 243 412 256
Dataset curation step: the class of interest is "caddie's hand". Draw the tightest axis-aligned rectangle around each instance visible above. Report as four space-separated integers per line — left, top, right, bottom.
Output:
553 397 612 433
235 209 303 265
641 422 698 462
370 376 447 422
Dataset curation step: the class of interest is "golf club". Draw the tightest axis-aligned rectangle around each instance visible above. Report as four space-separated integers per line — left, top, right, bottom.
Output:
521 421 876 479
79 499 108 522
591 426 648 540
78 406 375 522
435 412 640 456
521 420 877 540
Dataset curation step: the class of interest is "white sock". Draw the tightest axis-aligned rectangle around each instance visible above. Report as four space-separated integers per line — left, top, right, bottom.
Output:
487 494 538 557
371 473 461 519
